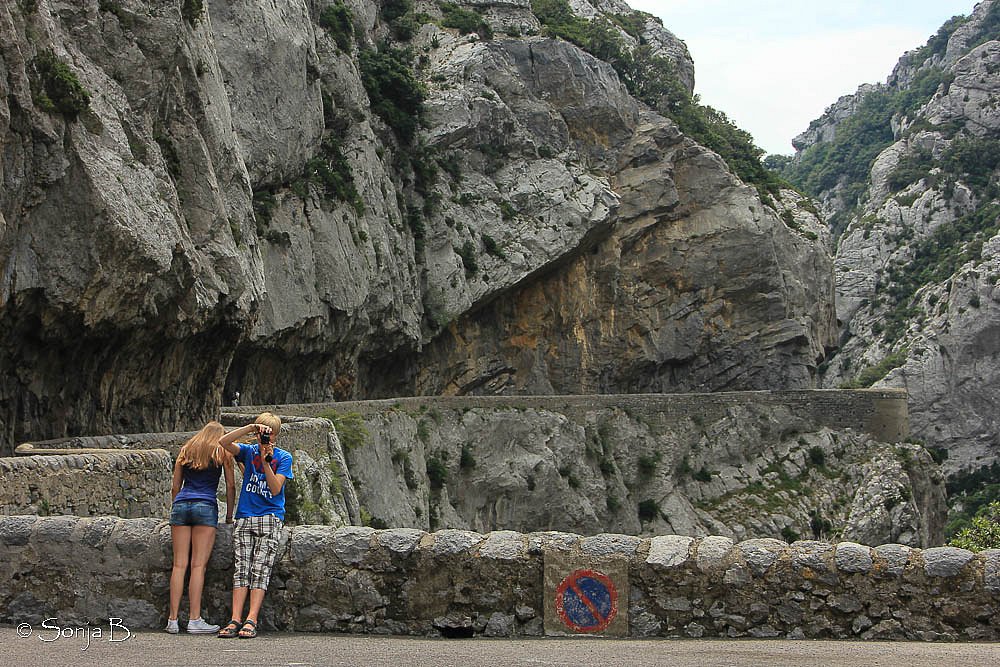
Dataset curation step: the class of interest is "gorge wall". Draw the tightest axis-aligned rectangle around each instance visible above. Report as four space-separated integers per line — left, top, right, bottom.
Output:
259 391 944 547
2 391 947 549
0 0 836 454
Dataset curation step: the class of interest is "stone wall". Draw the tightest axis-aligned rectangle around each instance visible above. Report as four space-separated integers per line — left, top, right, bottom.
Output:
19 416 337 458
0 452 172 518
1 516 995 640
15 432 195 454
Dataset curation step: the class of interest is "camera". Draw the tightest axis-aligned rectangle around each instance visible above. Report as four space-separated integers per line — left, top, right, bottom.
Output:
260 431 270 445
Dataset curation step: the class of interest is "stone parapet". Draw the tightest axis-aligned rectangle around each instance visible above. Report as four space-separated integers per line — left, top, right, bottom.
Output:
9 416 360 526
1 517 995 641
0 452 172 518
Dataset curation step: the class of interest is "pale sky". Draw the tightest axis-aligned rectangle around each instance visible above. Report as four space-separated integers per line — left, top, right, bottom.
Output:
626 0 980 155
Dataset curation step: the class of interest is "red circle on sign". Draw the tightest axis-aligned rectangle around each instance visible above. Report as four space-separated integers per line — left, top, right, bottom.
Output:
554 569 618 633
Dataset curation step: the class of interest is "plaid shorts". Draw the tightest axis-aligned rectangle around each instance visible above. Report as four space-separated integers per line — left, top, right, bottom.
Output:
233 515 283 590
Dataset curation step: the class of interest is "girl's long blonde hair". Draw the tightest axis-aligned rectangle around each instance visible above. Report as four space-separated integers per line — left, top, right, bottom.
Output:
177 421 231 470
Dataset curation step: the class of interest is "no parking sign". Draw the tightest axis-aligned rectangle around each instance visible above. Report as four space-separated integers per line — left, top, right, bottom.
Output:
544 553 628 636
554 569 619 633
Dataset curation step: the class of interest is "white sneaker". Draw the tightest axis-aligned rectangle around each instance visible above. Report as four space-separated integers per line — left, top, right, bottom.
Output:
165 618 179 634
186 618 220 634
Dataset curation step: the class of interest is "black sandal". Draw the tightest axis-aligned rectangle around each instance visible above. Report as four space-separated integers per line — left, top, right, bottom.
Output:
238 619 258 639
217 620 241 638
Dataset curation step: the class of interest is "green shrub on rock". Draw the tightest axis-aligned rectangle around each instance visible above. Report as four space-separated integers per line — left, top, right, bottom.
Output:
295 135 364 213
426 456 448 489
456 240 478 275
320 410 369 450
637 499 659 522
381 0 421 41
839 349 908 388
319 2 355 52
440 3 492 38
359 44 425 145
949 501 1000 551
181 0 203 24
34 51 90 119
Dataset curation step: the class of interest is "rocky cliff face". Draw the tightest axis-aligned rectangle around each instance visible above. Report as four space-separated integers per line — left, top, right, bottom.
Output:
0 0 263 448
361 34 834 398
0 0 836 453
791 84 878 153
336 402 944 547
786 2 1000 483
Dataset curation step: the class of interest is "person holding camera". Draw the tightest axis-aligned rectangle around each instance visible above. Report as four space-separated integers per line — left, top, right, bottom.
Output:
216 412 294 639
166 421 235 634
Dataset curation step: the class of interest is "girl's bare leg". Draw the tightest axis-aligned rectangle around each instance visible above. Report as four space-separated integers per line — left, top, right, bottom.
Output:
188 525 217 619
169 526 192 620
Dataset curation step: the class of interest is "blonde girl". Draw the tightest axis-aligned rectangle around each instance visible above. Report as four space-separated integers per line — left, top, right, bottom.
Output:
166 421 235 634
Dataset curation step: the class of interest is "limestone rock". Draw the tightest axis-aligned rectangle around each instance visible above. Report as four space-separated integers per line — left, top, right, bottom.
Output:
0 0 840 456
0 0 263 448
209 0 324 185
792 84 879 153
834 542 873 574
922 546 974 577
339 404 943 545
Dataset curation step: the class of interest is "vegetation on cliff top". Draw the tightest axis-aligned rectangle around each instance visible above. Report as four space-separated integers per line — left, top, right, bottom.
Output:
774 67 958 238
912 3 1000 65
776 3 1000 237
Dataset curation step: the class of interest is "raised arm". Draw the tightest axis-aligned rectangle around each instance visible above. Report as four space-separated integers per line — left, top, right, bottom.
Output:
261 463 287 497
218 423 260 457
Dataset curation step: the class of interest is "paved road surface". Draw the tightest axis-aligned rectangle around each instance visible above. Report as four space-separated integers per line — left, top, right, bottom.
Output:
2 626 999 666
0 627 1000 667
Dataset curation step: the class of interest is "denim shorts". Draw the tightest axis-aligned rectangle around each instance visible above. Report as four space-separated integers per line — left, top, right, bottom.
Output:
169 500 219 527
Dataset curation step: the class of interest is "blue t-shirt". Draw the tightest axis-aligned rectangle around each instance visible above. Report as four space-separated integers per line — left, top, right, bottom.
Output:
174 463 223 505
235 443 294 521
